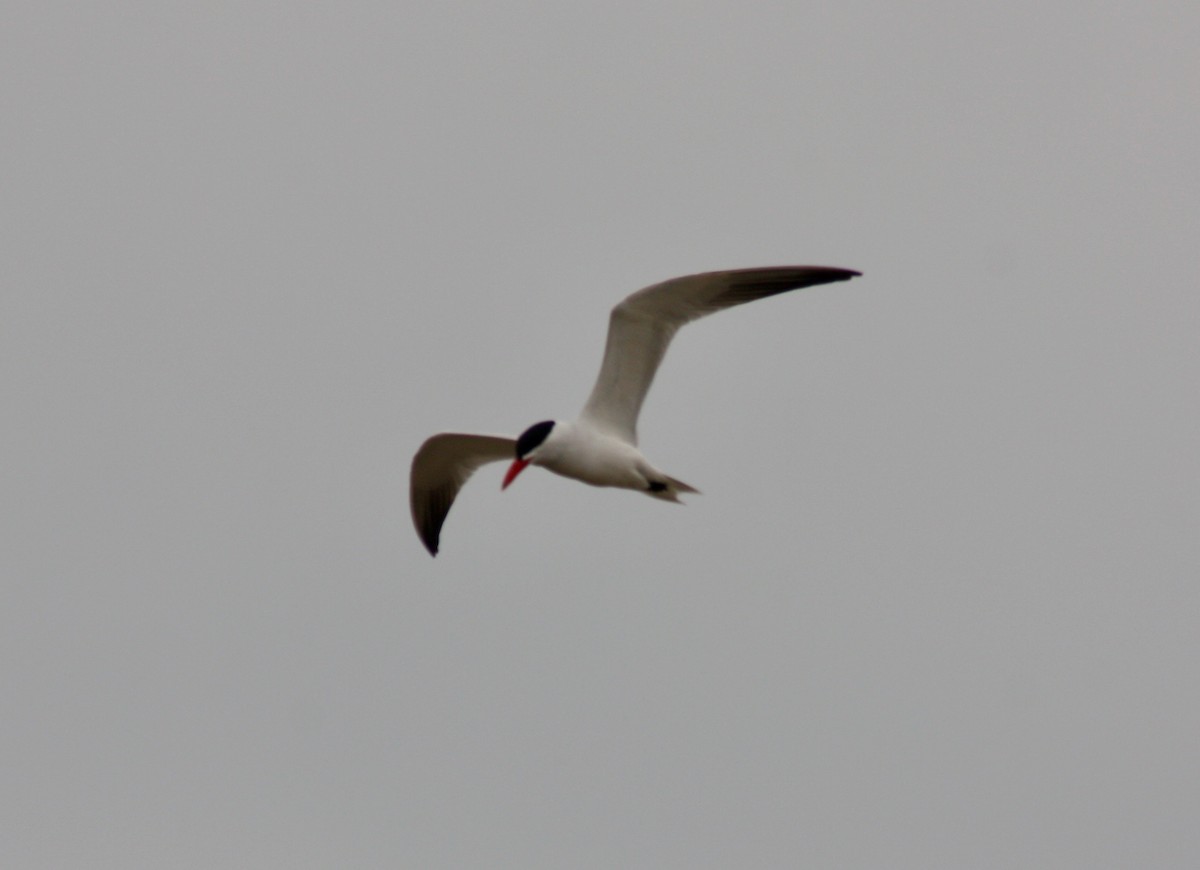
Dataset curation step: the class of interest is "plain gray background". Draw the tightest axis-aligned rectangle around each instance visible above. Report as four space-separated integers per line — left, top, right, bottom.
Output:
4 2 1197 867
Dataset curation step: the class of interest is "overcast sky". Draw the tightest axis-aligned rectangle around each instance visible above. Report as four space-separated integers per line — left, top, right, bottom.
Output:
4 2 1198 867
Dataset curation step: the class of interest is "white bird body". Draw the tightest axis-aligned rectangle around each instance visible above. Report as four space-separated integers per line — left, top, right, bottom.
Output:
524 419 695 498
410 265 861 555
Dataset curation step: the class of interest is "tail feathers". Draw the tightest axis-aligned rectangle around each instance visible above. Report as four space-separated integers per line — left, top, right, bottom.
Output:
668 475 699 495
647 474 700 502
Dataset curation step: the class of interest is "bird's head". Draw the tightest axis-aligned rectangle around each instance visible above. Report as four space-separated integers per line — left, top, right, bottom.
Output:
502 420 556 490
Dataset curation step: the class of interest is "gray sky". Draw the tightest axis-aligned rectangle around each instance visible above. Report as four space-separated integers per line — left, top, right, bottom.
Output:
4 2 1198 867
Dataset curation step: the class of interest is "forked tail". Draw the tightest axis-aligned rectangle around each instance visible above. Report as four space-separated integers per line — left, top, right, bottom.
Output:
647 474 701 503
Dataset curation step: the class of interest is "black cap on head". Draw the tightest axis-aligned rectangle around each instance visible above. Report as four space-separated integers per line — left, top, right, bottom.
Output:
515 420 555 459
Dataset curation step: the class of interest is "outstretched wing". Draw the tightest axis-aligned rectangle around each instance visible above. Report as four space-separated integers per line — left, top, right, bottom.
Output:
579 266 861 443
410 433 516 556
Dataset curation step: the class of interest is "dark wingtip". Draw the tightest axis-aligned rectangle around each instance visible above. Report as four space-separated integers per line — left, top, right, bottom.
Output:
713 266 863 307
816 267 862 285
419 527 440 557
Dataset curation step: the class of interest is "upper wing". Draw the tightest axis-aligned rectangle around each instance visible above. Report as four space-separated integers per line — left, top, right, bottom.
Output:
410 432 516 556
578 266 861 443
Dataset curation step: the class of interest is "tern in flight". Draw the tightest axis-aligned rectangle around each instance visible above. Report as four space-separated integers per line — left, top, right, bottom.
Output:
410 265 861 555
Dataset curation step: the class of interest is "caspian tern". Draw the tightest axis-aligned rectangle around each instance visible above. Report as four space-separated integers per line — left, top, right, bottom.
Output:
410 265 861 555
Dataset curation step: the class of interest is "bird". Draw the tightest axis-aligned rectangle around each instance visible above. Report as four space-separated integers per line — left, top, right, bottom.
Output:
410 265 861 555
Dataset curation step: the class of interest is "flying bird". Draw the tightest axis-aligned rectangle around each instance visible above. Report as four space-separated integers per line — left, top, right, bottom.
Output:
410 265 861 555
